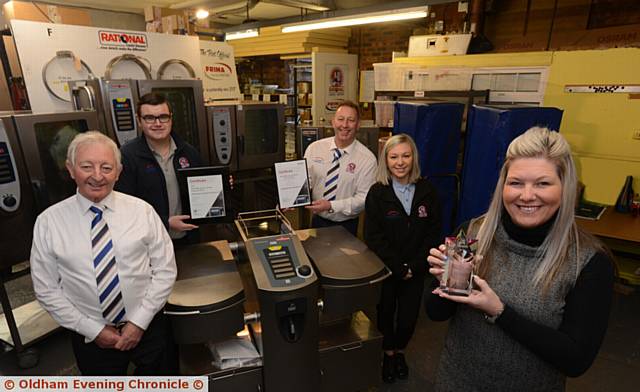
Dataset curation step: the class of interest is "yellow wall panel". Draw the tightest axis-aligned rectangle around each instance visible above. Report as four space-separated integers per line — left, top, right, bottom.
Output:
394 48 640 204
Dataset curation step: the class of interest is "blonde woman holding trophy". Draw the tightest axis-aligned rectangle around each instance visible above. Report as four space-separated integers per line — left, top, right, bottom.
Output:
426 127 614 391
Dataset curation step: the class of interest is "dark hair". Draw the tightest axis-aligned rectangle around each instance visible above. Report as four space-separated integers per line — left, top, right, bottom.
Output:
336 100 360 120
137 92 172 115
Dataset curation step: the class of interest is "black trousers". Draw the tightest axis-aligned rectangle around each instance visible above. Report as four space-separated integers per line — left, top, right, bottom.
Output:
311 215 359 236
71 312 178 376
377 275 425 351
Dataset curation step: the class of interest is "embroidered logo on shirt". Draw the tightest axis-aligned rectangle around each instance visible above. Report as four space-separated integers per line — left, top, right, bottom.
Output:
144 163 157 172
179 157 190 168
346 162 356 173
418 205 428 218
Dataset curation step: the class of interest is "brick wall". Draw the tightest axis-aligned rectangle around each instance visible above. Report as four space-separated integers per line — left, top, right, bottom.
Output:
348 21 420 70
347 2 469 70
485 0 640 52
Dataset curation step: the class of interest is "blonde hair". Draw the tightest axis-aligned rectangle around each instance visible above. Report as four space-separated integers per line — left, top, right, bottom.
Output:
375 133 421 185
474 127 602 292
66 131 121 169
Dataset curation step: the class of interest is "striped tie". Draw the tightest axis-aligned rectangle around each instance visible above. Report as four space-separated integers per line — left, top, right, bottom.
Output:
90 205 126 325
323 148 342 201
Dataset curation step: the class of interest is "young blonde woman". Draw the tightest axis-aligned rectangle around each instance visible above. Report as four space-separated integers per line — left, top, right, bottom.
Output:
365 134 442 383
426 127 614 391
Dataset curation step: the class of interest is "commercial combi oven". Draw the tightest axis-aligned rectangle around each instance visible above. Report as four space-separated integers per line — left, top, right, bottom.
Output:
207 102 285 171
0 113 36 268
0 111 99 268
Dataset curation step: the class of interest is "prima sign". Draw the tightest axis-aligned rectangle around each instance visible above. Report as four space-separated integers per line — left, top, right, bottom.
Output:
204 63 233 80
199 40 240 100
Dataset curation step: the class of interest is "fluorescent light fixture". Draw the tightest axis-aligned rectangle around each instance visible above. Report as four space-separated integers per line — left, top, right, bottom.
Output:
225 28 260 40
195 9 209 19
281 6 427 33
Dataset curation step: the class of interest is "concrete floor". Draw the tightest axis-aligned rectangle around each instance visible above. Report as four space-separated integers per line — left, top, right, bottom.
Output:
1 274 638 391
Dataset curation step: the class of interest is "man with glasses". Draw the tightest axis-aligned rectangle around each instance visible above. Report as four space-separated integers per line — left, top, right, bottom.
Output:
116 93 202 244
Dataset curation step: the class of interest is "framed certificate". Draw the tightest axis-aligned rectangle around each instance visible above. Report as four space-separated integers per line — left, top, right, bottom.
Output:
274 159 311 209
177 166 232 223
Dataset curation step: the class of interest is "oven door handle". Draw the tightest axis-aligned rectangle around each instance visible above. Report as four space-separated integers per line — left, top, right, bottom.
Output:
238 134 245 154
71 85 96 111
31 180 49 214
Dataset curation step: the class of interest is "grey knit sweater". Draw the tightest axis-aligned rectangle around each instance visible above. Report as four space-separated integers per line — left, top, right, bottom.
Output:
434 223 595 392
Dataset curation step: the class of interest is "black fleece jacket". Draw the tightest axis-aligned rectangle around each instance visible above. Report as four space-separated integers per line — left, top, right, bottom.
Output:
115 132 203 230
364 178 442 279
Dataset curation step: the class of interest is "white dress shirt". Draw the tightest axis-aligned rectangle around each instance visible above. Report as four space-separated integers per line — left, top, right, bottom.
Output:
304 137 376 222
30 190 177 342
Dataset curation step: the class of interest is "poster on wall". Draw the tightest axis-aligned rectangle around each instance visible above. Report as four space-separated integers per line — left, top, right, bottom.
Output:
10 20 203 113
199 40 241 102
312 52 357 124
324 64 347 117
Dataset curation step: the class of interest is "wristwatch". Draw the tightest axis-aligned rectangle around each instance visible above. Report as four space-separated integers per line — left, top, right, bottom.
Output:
484 305 504 324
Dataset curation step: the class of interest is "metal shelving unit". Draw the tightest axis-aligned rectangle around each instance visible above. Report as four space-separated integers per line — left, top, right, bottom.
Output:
292 62 312 126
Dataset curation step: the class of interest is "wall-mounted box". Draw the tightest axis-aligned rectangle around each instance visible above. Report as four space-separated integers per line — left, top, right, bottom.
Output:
408 34 472 57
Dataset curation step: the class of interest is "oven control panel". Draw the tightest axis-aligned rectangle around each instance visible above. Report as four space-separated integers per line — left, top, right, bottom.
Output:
107 81 137 146
247 234 315 290
0 123 20 213
212 107 232 165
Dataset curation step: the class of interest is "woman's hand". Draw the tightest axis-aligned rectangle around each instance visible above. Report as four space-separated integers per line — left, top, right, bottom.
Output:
433 275 504 317
427 244 447 283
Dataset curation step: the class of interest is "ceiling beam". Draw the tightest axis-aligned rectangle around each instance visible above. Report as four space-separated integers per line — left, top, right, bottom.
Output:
261 0 331 12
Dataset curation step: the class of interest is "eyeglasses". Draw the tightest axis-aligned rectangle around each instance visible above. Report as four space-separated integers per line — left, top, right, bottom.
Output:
141 114 172 124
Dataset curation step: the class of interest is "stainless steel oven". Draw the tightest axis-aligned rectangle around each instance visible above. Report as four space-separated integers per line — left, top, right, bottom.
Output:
12 111 100 209
0 113 36 267
208 102 284 171
0 110 99 267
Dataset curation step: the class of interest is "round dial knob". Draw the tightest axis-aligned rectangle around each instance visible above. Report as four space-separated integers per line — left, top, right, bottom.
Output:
297 265 312 277
220 137 227 143
221 153 228 160
3 195 17 207
219 120 226 126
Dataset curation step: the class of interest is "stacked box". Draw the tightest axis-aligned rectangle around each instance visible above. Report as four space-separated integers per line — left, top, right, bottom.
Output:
144 5 190 35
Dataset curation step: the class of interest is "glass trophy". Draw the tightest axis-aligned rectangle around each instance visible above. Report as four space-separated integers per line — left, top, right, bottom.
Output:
440 230 476 296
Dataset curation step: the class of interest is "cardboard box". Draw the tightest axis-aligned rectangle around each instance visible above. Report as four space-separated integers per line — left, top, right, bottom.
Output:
161 7 184 17
145 21 162 33
162 15 177 33
3 1 91 27
162 14 188 34
144 5 161 22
